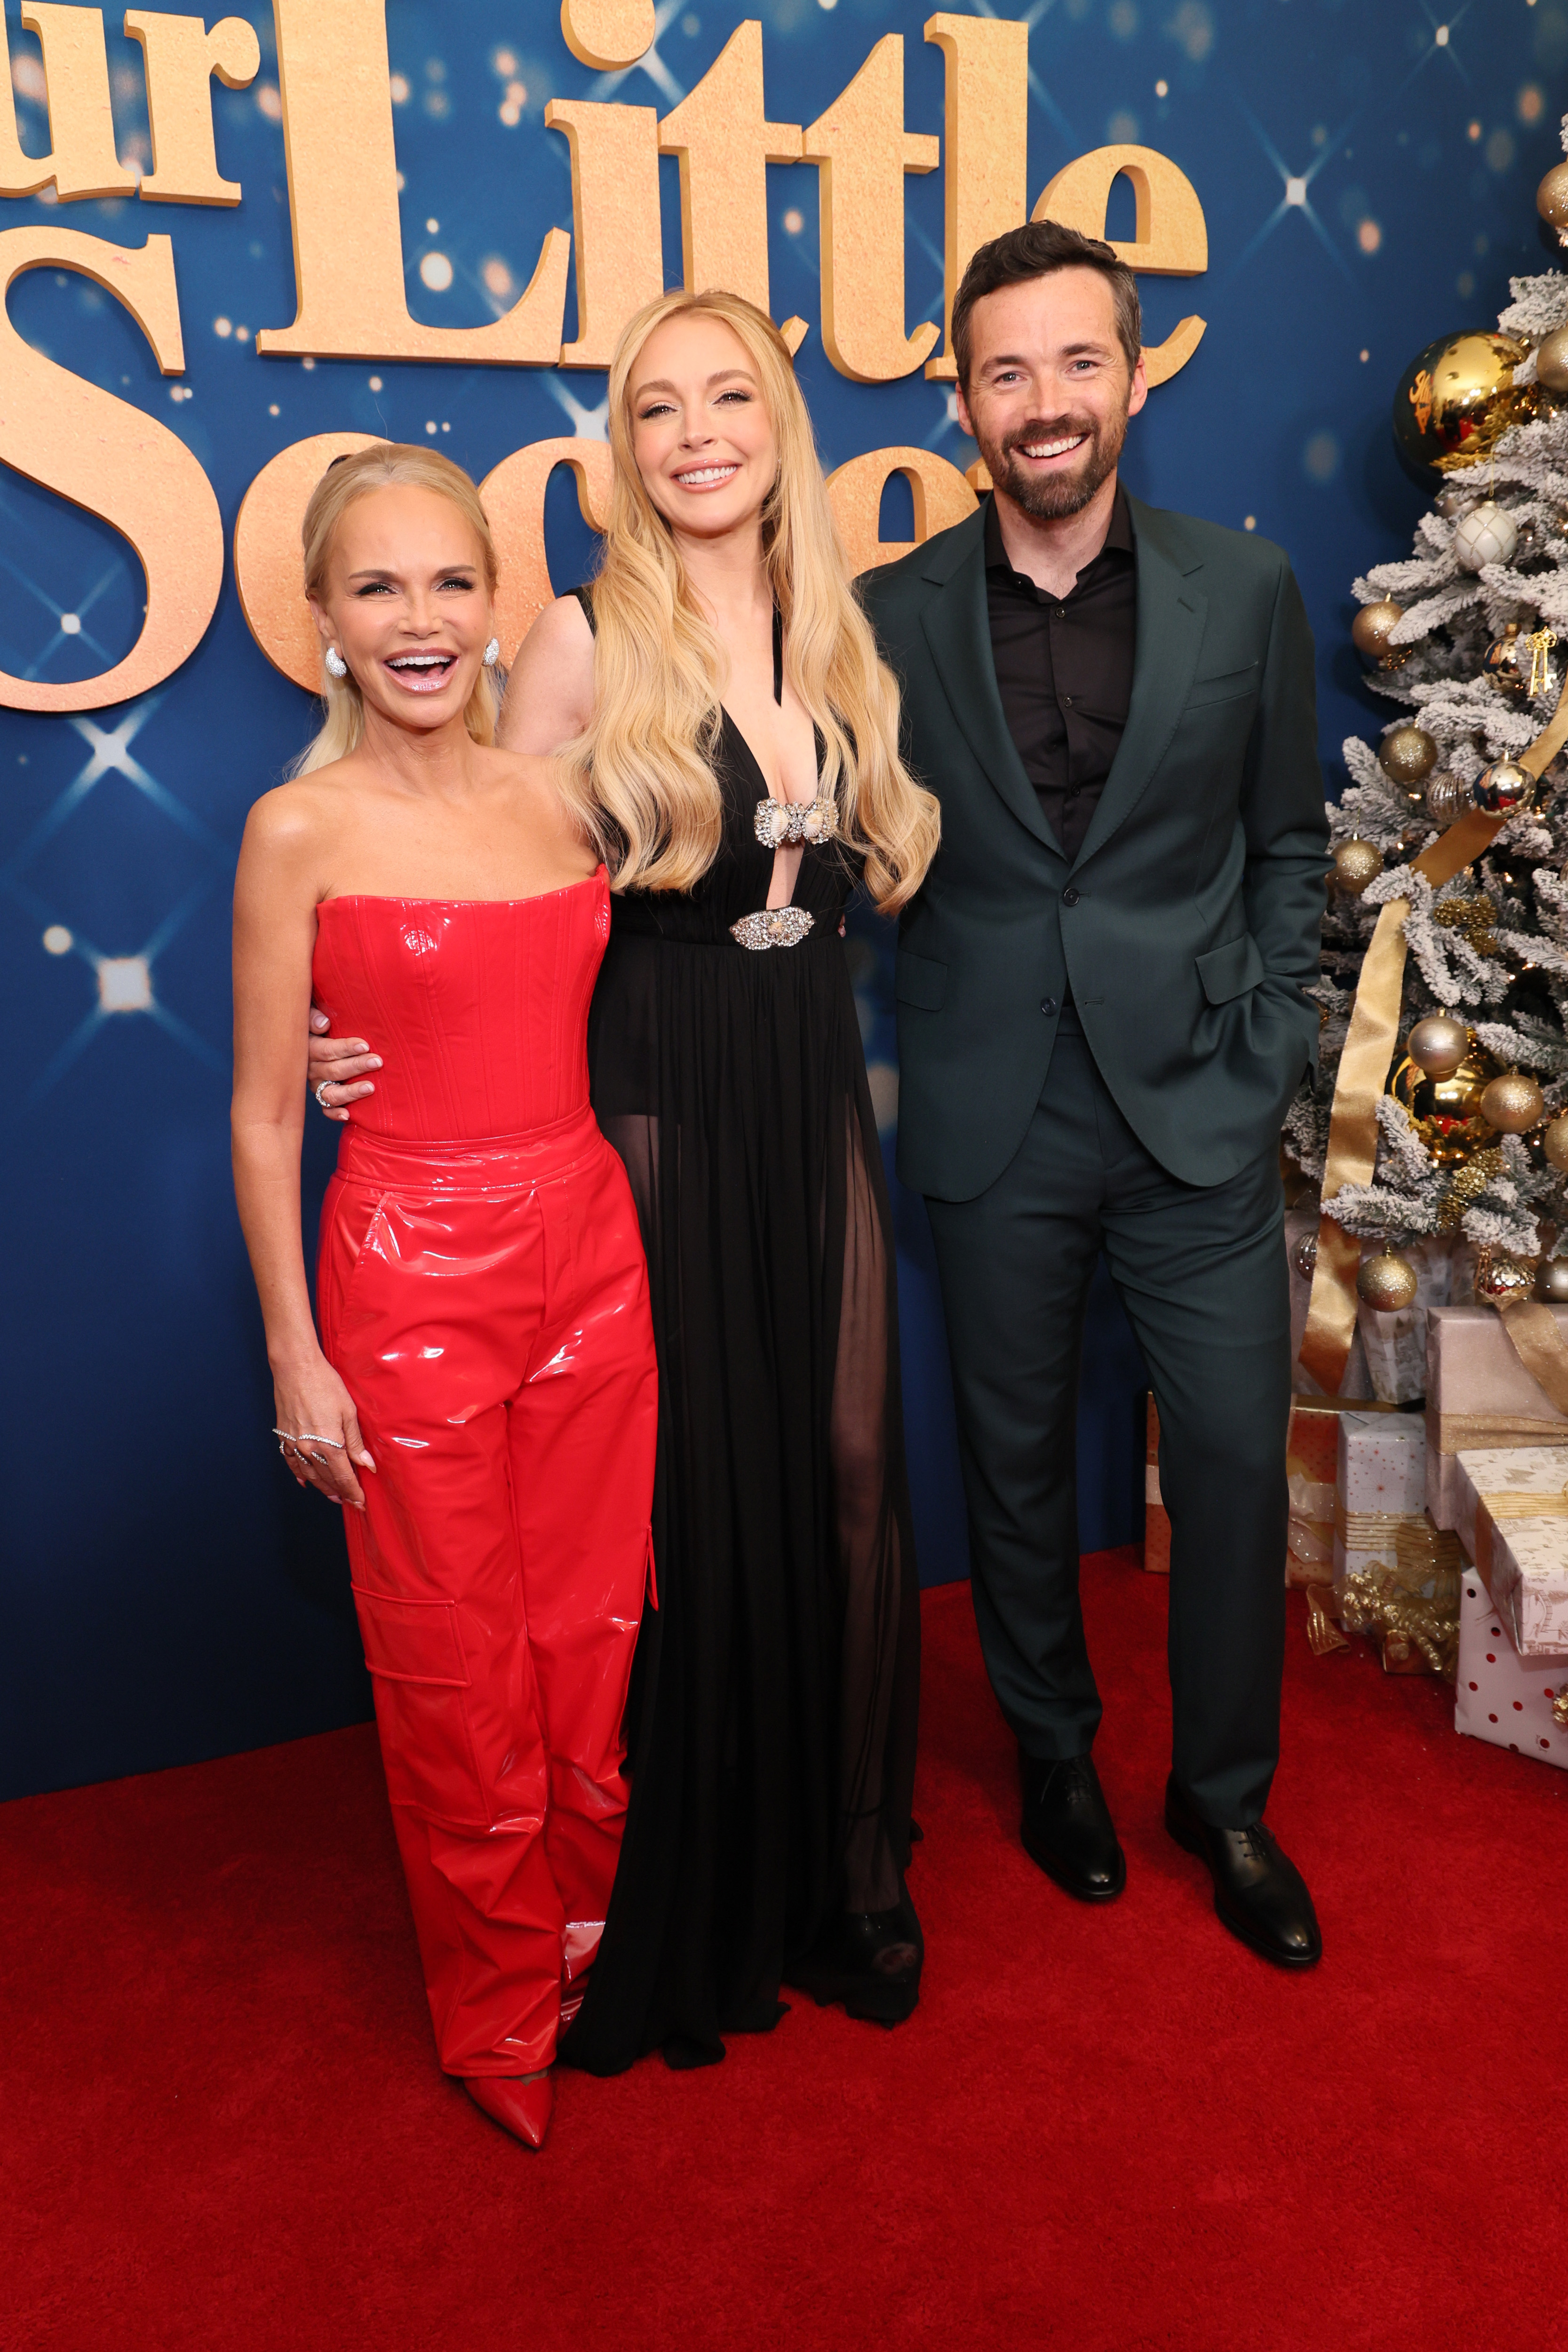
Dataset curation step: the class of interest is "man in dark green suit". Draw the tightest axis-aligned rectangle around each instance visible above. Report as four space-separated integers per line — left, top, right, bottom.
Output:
859 222 1328 1967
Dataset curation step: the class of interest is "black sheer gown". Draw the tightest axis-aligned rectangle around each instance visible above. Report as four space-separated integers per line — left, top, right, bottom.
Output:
561 615 921 2075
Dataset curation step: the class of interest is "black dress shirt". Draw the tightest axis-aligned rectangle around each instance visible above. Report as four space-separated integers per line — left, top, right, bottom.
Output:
983 486 1137 865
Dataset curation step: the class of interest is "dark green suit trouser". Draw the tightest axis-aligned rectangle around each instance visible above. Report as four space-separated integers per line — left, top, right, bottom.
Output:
923 1017 1291 1828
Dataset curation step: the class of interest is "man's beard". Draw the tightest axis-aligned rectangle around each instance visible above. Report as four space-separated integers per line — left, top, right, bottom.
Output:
980 405 1128 520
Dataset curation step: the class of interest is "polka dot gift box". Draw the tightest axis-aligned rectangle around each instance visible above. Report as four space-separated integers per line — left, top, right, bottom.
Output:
1455 1574 1567 1773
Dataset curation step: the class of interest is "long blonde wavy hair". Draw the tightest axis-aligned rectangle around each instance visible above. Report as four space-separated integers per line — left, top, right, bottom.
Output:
560 290 939 911
291 443 502 778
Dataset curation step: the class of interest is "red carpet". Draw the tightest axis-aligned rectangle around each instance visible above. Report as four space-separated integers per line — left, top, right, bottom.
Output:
4 1553 1562 2352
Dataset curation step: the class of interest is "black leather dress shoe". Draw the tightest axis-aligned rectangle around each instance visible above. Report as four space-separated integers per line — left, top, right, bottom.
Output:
1164 1776 1322 1969
1019 1752 1126 1901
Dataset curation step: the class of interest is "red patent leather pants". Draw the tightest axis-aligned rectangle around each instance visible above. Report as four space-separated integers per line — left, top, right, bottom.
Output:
317 1105 657 2078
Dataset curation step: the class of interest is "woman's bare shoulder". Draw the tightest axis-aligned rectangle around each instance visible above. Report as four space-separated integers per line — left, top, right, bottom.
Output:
524 592 595 660
499 596 596 755
240 768 357 862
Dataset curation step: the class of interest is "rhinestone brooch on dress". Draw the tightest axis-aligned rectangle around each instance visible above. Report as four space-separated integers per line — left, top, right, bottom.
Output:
729 907 816 951
754 796 836 848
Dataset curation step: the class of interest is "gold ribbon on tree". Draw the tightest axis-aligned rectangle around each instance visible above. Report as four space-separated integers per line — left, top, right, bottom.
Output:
1300 677 1568 1395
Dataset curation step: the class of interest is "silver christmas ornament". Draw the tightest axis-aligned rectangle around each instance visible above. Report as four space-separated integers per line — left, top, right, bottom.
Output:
1425 772 1469 824
1451 500 1520 573
1469 758 1536 817
1406 1012 1471 1079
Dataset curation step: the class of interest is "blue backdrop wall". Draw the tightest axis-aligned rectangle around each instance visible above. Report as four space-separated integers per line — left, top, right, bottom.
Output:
1 0 1561 1800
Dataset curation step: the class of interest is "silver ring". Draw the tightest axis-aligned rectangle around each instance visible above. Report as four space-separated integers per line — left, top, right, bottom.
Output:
314 1079 336 1110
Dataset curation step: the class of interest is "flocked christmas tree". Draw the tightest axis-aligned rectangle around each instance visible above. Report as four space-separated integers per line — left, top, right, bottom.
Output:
1285 113 1568 1301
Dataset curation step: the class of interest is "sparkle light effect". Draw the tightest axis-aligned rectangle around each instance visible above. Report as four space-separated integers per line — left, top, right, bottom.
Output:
586 0 688 106
2 705 229 1098
1227 101 1359 285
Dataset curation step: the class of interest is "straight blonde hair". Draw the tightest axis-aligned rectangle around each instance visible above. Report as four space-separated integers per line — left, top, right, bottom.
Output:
291 443 502 778
560 290 939 912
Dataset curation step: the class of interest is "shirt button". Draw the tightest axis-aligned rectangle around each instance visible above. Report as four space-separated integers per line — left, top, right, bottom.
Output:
1041 996 1058 1018
1062 886 1081 906
1061 694 1073 706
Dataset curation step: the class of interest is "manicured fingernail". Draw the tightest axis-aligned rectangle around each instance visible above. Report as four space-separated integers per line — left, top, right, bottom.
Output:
369 1058 382 1069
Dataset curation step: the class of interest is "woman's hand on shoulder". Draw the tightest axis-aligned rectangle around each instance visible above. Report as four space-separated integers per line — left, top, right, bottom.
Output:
497 594 595 756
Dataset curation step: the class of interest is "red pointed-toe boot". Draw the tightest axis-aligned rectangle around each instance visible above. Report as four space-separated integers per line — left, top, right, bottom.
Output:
463 2070 554 2149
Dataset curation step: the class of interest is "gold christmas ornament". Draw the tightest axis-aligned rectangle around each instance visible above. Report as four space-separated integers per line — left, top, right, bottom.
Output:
1393 331 1541 477
1406 1011 1471 1078
1483 621 1527 692
1377 724 1439 791
1356 1246 1419 1313
1292 1230 1318 1281
1425 772 1469 824
1537 326 1568 394
1451 499 1520 572
1469 757 1536 817
1537 160 1568 244
1535 1257 1568 1303
1478 1069 1545 1133
1332 836 1383 894
1474 1250 1534 1306
1351 599 1405 665
1391 1038 1500 1165
1541 1114 1568 1172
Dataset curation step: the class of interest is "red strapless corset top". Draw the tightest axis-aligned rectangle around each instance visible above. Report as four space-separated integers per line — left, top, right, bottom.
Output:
311 871 610 1142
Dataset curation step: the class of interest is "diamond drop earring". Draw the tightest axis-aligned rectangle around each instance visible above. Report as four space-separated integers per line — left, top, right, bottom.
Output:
483 637 501 667
324 645 348 679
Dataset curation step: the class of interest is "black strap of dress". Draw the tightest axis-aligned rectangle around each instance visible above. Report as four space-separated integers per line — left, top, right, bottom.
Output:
575 583 782 705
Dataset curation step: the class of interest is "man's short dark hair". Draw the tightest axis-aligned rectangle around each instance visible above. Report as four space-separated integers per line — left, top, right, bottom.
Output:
951 219 1141 388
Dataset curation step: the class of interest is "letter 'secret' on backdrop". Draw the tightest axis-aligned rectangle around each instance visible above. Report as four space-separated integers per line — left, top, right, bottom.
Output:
0 0 1558 1797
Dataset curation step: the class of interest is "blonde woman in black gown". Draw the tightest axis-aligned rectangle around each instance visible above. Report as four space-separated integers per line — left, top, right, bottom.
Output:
310 290 939 2071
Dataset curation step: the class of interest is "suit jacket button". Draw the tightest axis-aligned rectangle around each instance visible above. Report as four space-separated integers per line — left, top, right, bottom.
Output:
1041 997 1058 1017
1062 886 1080 906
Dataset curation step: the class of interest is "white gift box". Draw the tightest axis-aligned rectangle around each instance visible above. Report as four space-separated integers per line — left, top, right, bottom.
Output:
1425 1304 1568 1530
1331 1411 1452 1607
1452 1446 1568 1658
1455 1569 1568 1770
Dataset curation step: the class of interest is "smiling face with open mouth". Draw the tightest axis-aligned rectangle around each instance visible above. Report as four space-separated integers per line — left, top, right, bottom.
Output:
629 313 779 546
310 482 493 734
957 267 1147 524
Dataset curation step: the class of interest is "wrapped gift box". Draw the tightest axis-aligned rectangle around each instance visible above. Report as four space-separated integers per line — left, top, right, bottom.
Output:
1425 1304 1568 1531
1287 1395 1404 1588
1331 1410 1461 1673
1452 1446 1568 1658
1455 1570 1568 1770
1143 1395 1170 1574
1333 1410 1459 1597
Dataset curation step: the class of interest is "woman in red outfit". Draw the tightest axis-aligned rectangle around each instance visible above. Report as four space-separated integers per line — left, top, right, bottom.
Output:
231 445 658 2150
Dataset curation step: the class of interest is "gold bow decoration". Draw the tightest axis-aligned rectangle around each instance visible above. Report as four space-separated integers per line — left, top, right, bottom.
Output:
1300 675 1568 1396
1337 1565 1460 1679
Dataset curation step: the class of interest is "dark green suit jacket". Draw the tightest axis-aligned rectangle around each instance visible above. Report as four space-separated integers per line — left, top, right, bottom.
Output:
858 493 1329 1203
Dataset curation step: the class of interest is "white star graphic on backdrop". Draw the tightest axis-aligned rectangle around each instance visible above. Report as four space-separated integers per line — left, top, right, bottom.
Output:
546 379 609 439
4 696 228 1097
589 0 685 107
1226 102 1357 284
